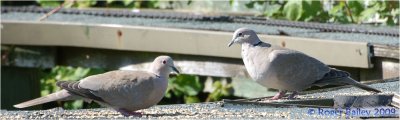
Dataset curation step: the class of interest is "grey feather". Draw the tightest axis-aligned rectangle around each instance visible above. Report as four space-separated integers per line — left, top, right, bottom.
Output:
13 89 79 108
312 68 381 93
56 81 105 102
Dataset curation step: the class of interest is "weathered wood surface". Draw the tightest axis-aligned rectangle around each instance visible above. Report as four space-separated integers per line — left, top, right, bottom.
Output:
2 21 373 68
373 44 399 59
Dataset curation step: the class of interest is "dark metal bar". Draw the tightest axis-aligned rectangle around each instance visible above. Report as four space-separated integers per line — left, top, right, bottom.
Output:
222 99 333 108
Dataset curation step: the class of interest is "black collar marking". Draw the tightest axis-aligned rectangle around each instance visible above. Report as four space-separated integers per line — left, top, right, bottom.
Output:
253 41 263 46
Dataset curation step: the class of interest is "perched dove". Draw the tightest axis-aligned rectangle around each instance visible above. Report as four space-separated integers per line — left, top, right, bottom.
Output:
14 56 179 116
228 28 381 100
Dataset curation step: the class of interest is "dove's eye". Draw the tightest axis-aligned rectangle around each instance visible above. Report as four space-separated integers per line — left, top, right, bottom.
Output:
238 33 243 36
162 60 167 64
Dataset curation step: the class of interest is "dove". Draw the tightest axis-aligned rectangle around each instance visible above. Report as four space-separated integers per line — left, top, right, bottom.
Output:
14 56 179 116
228 28 381 100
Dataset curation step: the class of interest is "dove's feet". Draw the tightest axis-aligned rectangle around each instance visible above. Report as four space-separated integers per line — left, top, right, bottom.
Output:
118 109 143 117
288 91 298 99
271 90 287 100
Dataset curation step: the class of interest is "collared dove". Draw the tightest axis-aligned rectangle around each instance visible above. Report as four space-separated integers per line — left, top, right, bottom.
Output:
14 56 179 116
228 28 381 100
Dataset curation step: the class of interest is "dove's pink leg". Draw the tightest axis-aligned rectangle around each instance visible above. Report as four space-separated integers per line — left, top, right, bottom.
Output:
288 91 298 99
117 108 143 117
271 90 287 100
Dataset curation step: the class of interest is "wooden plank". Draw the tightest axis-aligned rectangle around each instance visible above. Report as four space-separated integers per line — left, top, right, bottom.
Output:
1 20 372 68
56 47 246 78
1 66 41 110
392 93 400 108
373 44 399 59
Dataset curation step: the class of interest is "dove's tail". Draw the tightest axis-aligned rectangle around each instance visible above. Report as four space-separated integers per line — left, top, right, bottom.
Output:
342 78 381 93
313 68 381 93
14 89 77 108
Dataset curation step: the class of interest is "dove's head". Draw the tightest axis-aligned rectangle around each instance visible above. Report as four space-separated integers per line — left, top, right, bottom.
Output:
228 28 261 47
150 56 179 76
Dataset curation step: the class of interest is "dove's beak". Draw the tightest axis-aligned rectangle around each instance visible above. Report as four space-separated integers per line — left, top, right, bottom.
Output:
228 39 235 47
171 66 180 74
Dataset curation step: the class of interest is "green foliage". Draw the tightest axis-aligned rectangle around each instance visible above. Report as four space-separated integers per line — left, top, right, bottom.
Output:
206 80 232 102
263 2 282 18
329 1 349 23
247 0 398 25
123 0 135 6
36 0 96 8
36 0 61 8
283 0 303 21
74 0 97 8
301 1 325 21
34 0 195 9
165 75 234 103
360 0 399 25
29 0 400 25
40 66 105 109
165 74 203 103
272 0 328 22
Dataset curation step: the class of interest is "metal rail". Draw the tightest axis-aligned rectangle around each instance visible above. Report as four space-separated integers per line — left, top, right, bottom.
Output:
222 99 333 108
2 6 399 37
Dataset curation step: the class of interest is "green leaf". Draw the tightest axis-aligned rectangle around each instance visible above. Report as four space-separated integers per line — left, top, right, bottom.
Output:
176 75 202 95
123 0 134 6
164 90 171 98
264 4 282 17
360 8 378 21
328 1 351 23
165 74 203 103
206 80 233 102
64 100 83 109
347 0 364 16
184 96 200 103
245 1 256 8
386 17 395 25
392 8 400 17
106 0 115 4
187 0 192 5
133 1 142 8
75 0 97 8
376 1 386 11
36 0 61 7
146 0 160 8
283 0 303 21
301 0 323 21
329 2 344 15
256 1 265 5
63 0 75 8
40 89 50 97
